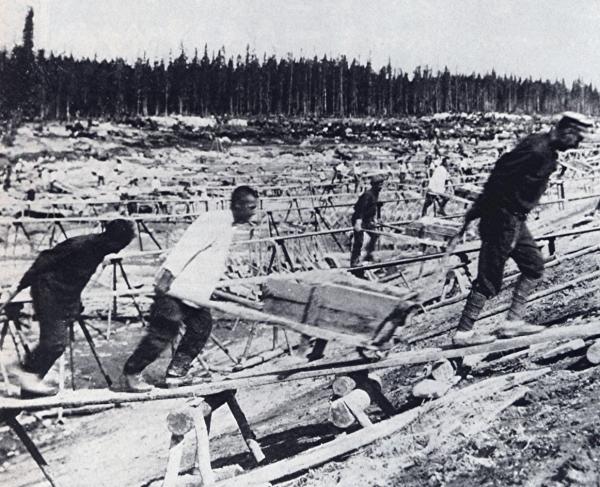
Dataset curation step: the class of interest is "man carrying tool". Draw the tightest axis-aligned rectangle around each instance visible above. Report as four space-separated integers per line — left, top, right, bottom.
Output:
121 185 259 391
8 219 135 396
449 112 594 346
350 173 385 268
421 156 452 217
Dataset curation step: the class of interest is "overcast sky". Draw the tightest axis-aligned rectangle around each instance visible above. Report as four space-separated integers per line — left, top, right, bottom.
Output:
2 0 600 86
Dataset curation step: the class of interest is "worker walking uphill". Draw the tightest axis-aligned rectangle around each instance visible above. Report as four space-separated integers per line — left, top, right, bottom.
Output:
121 186 259 391
10 219 135 396
350 173 385 267
449 112 594 346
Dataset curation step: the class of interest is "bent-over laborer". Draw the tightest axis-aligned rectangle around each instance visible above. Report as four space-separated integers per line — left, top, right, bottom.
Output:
449 112 594 346
11 219 135 396
121 185 259 391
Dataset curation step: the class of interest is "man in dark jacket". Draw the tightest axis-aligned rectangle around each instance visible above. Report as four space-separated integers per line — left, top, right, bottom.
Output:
450 112 594 346
350 173 385 267
10 219 135 396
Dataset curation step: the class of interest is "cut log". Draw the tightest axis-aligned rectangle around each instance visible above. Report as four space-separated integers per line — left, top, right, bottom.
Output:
430 359 455 383
462 353 488 369
215 369 549 487
344 394 374 428
4 323 597 413
530 339 586 361
472 349 529 372
412 379 452 399
586 339 600 364
329 389 371 428
167 408 196 436
331 375 357 398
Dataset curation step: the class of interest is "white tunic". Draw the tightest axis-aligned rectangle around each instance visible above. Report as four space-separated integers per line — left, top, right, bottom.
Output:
428 165 449 194
162 210 235 305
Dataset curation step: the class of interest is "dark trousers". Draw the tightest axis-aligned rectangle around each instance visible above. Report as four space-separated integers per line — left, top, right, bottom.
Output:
23 316 72 378
25 283 81 378
124 295 213 375
350 228 379 266
473 209 544 298
421 192 448 216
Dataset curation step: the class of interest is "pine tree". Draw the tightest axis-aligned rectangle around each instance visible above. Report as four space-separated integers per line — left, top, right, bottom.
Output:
10 7 37 118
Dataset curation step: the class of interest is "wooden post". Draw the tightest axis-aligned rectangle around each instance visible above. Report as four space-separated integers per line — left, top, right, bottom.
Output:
350 371 396 417
329 389 372 428
6 416 62 487
162 434 185 487
331 375 357 398
192 406 215 486
225 391 265 464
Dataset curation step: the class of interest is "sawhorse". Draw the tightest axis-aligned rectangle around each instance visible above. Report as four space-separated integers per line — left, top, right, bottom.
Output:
108 256 146 324
163 390 265 485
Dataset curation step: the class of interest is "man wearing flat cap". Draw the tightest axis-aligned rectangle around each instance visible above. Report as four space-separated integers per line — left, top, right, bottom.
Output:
449 112 594 346
350 173 385 269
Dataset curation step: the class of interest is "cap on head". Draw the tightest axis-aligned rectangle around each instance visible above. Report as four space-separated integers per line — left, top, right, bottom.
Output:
556 111 594 132
231 185 259 207
104 218 135 246
369 173 386 185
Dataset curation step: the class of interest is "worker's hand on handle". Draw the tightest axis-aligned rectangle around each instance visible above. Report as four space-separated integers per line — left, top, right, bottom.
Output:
353 219 363 233
0 284 21 314
154 268 175 295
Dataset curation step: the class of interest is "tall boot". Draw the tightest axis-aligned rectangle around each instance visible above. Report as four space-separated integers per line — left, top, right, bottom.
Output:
453 289 495 346
506 275 538 321
499 276 545 338
457 289 487 332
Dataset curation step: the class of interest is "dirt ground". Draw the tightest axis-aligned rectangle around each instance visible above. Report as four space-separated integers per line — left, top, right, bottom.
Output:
1 117 600 487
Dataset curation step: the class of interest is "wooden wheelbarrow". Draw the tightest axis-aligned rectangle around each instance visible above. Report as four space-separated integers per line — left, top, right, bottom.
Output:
262 272 419 359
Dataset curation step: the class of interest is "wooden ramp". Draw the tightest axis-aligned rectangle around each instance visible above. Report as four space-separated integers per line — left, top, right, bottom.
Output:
3 320 600 412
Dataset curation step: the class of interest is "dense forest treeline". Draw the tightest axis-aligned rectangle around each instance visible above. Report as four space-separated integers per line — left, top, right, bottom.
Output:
2 8 600 121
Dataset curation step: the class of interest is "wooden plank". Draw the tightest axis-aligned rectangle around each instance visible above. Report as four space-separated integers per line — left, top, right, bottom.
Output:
177 297 369 347
214 369 548 487
193 407 215 486
315 283 401 318
3 321 599 412
262 279 313 304
162 434 185 487
263 278 409 341
262 300 306 323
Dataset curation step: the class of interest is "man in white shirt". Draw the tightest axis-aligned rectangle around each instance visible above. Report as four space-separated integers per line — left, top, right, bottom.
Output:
421 157 451 217
121 186 259 391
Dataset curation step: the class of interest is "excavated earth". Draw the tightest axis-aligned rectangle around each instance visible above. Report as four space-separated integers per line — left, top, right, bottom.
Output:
1 118 600 487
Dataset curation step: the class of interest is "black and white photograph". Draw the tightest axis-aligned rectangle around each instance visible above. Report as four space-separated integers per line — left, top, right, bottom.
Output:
1 1 600 486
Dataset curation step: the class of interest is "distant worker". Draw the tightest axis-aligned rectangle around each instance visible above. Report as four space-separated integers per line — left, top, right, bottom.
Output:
350 173 385 268
121 186 259 391
9 219 135 396
421 157 452 217
351 161 363 191
449 112 594 346
332 159 351 183
151 175 161 193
